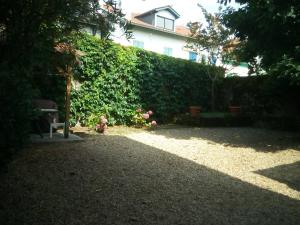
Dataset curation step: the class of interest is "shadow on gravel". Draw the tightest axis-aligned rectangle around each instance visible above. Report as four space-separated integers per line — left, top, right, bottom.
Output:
152 126 300 152
255 161 300 192
0 135 299 225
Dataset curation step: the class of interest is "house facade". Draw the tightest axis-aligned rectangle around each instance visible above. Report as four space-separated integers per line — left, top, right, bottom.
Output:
108 3 249 76
112 6 198 61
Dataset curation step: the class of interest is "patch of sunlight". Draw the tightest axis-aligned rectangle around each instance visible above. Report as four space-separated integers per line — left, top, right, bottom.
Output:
126 132 300 200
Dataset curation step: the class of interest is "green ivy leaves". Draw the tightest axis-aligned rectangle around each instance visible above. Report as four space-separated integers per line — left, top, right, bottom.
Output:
70 33 224 126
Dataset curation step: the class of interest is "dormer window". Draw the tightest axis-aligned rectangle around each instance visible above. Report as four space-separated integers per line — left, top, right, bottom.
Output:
156 16 174 31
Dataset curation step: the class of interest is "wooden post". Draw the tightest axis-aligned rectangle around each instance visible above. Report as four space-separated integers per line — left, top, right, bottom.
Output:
54 43 85 138
64 66 72 138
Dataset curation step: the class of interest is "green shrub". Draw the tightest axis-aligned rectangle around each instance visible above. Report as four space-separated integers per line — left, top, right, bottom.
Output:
221 75 300 130
0 63 37 163
70 33 225 126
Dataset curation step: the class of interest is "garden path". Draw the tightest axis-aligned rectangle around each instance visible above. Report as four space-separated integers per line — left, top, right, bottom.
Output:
0 126 299 225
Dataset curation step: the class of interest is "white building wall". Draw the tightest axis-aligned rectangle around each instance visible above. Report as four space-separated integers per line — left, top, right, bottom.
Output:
113 27 190 60
112 27 249 76
224 64 249 77
110 11 249 76
155 10 176 20
82 27 102 38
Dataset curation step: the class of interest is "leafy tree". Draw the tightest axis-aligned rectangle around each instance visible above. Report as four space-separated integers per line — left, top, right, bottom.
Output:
0 0 129 58
220 0 300 72
186 5 233 111
0 0 128 162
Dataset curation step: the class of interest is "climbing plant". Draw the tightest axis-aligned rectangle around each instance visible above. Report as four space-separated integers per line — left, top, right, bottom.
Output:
70 33 225 126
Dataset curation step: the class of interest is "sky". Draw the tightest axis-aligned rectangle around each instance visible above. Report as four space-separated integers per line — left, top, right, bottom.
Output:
120 0 241 26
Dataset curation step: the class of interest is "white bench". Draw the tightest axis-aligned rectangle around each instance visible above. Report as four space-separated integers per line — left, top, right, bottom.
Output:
50 122 65 138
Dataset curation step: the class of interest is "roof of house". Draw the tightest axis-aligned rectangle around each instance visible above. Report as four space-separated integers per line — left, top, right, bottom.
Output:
136 5 180 19
131 13 191 38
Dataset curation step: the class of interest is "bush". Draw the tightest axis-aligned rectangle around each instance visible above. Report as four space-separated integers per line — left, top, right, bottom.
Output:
70 33 224 126
175 113 253 127
0 63 36 163
221 75 300 130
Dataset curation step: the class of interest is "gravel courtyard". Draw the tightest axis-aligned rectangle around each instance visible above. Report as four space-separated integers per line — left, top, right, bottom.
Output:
1 126 299 225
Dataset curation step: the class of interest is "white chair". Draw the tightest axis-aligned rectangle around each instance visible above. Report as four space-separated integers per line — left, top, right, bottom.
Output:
50 119 65 138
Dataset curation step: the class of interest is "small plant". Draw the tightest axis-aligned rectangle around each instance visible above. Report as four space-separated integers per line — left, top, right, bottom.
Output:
95 115 108 134
131 108 157 128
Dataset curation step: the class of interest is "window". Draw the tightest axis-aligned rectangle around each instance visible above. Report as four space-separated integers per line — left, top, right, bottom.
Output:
189 52 197 62
164 18 174 30
163 47 173 56
156 16 174 31
210 55 217 65
156 16 165 28
133 40 144 49
200 55 207 64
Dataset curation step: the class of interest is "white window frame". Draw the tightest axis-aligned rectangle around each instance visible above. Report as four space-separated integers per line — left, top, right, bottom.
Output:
156 15 174 31
133 40 144 49
163 47 173 56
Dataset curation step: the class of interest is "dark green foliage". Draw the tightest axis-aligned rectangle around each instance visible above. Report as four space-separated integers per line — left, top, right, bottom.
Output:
222 75 300 130
221 0 300 71
0 1 128 164
70 34 224 126
0 63 36 163
269 54 300 86
219 0 300 129
175 113 253 127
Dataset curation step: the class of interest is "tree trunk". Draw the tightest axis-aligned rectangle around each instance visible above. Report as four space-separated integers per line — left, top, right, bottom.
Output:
64 66 72 138
211 79 215 112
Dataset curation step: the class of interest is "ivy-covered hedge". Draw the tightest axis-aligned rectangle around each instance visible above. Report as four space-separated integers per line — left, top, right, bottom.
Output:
221 75 300 130
70 33 224 126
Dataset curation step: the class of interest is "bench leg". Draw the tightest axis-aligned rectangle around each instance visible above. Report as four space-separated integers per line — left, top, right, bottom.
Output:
50 124 53 138
49 123 65 138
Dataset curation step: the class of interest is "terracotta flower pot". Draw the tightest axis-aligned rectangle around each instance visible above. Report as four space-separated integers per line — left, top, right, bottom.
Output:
189 106 201 117
229 106 241 116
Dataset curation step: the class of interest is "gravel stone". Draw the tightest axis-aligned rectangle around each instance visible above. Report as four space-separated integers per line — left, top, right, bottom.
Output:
0 126 299 225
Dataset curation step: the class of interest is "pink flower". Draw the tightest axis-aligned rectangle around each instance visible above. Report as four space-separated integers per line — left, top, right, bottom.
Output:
136 108 142 112
143 113 150 119
101 118 108 124
151 120 157 126
147 110 153 116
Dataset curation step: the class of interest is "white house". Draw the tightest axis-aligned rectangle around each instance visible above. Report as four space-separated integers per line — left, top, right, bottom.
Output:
112 5 198 61
93 2 248 76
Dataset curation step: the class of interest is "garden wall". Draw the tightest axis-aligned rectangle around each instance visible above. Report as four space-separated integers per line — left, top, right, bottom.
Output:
51 33 299 130
70 33 224 126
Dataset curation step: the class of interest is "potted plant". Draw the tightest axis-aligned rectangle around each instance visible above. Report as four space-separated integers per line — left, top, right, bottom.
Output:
189 105 201 117
189 92 201 117
229 100 241 116
187 84 202 117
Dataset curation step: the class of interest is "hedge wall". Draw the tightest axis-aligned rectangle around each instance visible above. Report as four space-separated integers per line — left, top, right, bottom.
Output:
70 34 224 126
222 75 300 130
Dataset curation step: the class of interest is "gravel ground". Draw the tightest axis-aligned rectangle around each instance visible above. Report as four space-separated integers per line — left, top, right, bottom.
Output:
0 126 299 225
